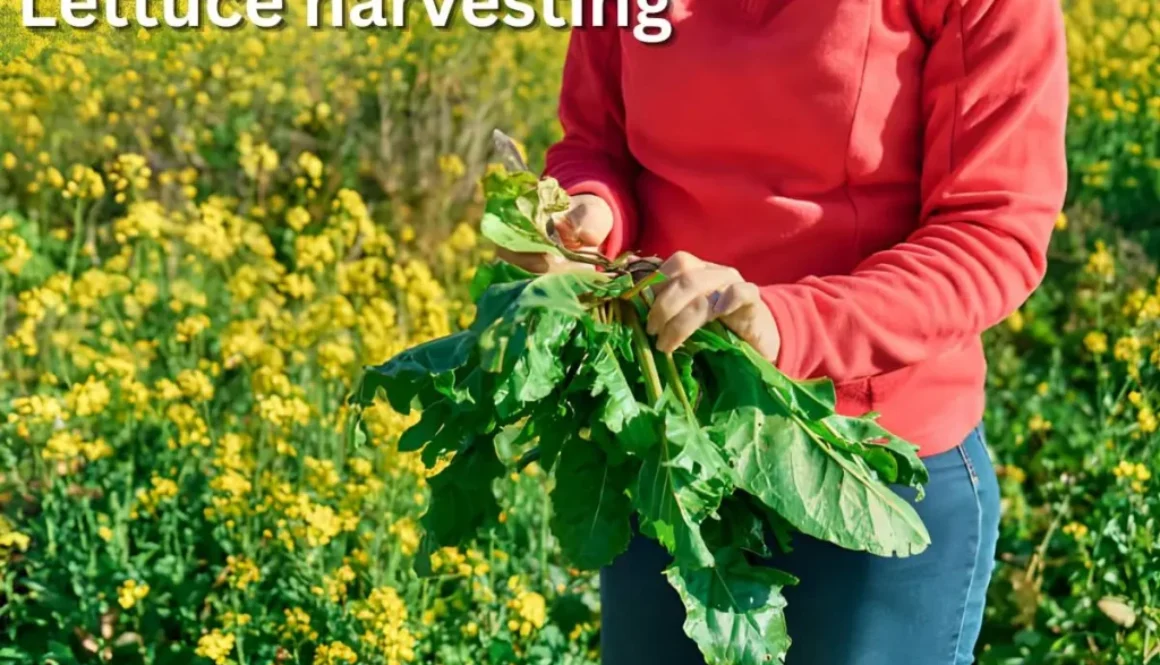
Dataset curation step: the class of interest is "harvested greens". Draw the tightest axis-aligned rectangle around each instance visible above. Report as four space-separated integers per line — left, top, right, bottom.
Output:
351 133 931 664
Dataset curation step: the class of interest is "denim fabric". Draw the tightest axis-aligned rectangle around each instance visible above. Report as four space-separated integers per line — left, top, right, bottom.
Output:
599 424 1002 665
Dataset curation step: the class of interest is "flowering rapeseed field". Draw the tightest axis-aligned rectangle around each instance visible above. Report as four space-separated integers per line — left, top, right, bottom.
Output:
0 1 1158 663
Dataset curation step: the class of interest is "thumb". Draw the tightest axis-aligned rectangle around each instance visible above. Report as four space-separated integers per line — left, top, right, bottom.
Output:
555 194 614 250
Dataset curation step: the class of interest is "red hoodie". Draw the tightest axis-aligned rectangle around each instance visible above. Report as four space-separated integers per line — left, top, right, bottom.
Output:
544 0 1069 458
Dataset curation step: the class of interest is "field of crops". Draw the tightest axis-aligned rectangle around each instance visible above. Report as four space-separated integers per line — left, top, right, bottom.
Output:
0 1 1158 663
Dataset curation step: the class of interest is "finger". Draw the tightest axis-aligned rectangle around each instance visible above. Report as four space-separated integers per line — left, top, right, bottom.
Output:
714 287 781 362
647 265 741 336
496 248 554 273
651 252 727 299
556 197 613 250
710 282 762 319
657 251 705 279
545 255 597 274
719 304 780 363
496 247 589 274
655 297 712 353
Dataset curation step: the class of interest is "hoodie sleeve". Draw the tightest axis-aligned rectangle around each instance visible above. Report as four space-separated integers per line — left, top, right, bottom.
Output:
543 20 641 258
760 0 1069 382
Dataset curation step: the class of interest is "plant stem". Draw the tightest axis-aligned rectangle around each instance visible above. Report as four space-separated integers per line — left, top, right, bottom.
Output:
557 246 612 269
620 271 663 301
65 200 85 286
622 300 663 403
661 352 695 419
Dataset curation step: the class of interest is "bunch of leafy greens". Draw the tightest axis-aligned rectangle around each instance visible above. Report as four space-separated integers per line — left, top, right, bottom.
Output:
352 166 931 664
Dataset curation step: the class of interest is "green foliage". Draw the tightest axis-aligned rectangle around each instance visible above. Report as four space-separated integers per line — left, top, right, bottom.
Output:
978 206 1160 664
353 169 931 664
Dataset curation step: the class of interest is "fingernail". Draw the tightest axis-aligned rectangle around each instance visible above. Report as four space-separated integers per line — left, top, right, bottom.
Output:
707 292 722 314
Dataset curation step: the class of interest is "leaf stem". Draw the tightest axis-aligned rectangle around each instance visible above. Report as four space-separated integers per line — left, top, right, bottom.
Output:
622 300 663 404
661 352 695 419
557 246 613 269
65 200 85 286
620 271 663 301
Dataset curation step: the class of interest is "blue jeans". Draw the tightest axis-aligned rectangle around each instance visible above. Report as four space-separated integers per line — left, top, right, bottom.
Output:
600 424 1001 665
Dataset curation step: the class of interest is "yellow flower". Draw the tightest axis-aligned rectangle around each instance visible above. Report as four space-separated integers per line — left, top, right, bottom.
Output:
1005 310 1024 332
507 590 547 638
1084 331 1109 355
134 475 180 518
283 606 320 641
65 376 112 417
238 133 279 180
226 554 261 590
1139 407 1158 434
175 314 212 343
1085 241 1115 281
8 394 64 425
117 579 150 610
176 369 214 402
1054 212 1068 230
1113 460 1150 490
313 641 358 665
354 586 416 663
438 154 466 179
1113 336 1142 364
295 235 337 272
42 431 111 463
388 518 420 556
1003 465 1027 484
0 515 32 559
287 206 312 232
1062 521 1089 539
1028 413 1052 434
195 630 235 665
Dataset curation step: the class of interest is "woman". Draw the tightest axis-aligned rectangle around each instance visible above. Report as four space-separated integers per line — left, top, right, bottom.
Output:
499 1 1068 663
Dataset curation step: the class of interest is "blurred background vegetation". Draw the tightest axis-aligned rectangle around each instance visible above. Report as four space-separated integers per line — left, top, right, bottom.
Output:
0 0 1157 663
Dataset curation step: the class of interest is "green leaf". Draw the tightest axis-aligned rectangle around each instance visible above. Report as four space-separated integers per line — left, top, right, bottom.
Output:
470 260 535 300
481 166 539 199
719 407 930 557
690 327 835 420
635 402 732 568
587 340 653 446
493 313 577 419
537 176 572 215
471 280 532 334
521 378 593 473
397 401 452 453
481 211 561 256
516 271 609 317
422 438 504 546
821 414 929 495
702 494 772 558
551 437 636 570
356 331 477 412
665 550 796 665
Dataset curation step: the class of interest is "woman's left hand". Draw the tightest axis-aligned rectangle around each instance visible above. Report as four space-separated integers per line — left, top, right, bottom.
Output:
645 251 782 362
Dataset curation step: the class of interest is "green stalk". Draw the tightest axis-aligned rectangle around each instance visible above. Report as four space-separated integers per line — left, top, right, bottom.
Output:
661 352 695 419
622 300 662 403
619 271 663 302
65 200 85 285
557 246 612 269
0 271 8 371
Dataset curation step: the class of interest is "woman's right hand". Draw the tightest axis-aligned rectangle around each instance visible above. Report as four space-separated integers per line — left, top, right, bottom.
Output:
495 193 614 273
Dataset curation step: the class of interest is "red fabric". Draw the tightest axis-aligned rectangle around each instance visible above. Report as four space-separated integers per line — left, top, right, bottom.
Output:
544 0 1068 457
